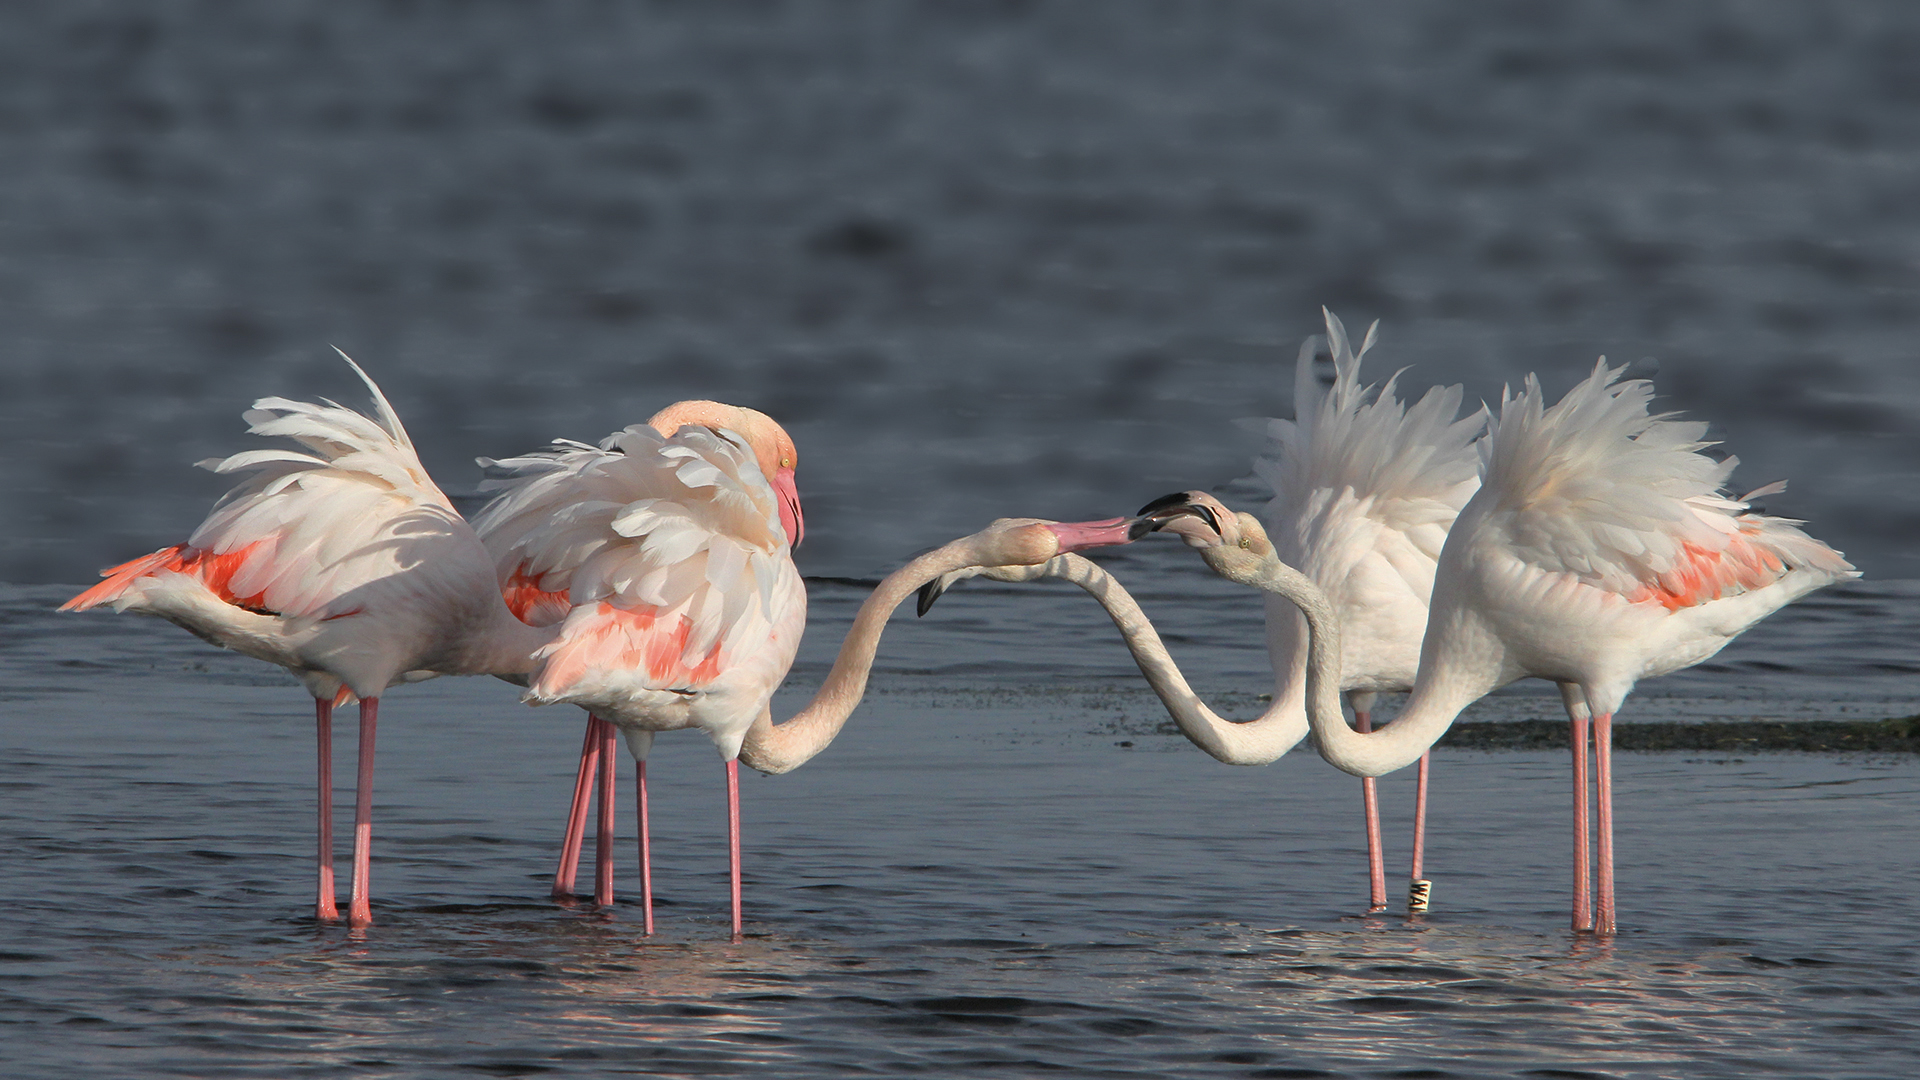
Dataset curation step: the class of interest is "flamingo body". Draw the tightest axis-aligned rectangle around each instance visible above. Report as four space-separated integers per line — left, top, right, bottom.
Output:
62 357 550 926
1255 312 1482 698
1421 362 1856 722
1141 357 1857 934
475 407 805 937
478 419 806 760
1254 311 1483 909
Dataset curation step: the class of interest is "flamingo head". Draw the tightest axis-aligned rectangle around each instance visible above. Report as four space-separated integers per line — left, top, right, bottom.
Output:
914 513 1151 615
1133 491 1275 576
647 400 805 548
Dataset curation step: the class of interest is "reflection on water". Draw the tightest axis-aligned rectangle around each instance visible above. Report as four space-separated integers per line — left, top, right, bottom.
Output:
5 570 1917 1078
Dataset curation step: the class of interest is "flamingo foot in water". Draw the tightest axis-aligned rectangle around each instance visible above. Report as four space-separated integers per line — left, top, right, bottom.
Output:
593 719 617 909
638 758 654 936
1408 750 1432 912
315 698 339 922
347 697 378 929
1355 707 1387 913
727 758 742 943
553 715 603 902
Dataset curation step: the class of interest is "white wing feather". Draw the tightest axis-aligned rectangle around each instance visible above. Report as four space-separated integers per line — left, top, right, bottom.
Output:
1478 360 1855 603
474 424 797 692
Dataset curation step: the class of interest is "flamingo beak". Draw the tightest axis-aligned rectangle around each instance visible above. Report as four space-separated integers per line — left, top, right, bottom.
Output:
1044 516 1140 554
1134 491 1221 536
773 467 804 548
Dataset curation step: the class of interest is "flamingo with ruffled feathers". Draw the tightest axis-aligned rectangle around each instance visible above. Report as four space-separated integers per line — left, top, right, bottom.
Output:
1250 310 1482 911
922 310 1484 913
475 404 1138 939
1135 360 1855 933
61 355 554 928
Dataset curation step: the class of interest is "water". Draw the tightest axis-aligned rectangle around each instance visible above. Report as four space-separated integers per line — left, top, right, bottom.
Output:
6 573 1920 1078
3 2 1920 583
7 3 1920 1076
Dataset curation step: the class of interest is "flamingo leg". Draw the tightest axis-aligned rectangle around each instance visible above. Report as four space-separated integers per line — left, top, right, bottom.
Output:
1593 712 1617 936
347 696 378 929
726 758 742 942
1568 705 1593 933
1408 750 1432 911
314 697 339 922
553 714 603 900
593 719 617 909
1354 707 1387 913
637 758 654 936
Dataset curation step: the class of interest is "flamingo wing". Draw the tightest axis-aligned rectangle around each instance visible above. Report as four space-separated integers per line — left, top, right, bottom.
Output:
64 357 475 627
1474 361 1856 611
1252 311 1485 601
475 424 804 706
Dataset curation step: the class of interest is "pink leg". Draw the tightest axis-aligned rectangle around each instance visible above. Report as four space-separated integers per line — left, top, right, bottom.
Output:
553 714 603 900
314 698 339 922
1355 708 1387 913
1569 706 1593 932
726 758 743 942
637 758 654 936
348 696 378 929
593 719 617 908
1593 712 1617 936
1408 750 1432 910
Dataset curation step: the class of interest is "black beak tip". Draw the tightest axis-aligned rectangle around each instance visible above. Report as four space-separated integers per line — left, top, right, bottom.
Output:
1132 491 1221 535
1126 517 1159 541
916 579 946 617
1135 491 1194 517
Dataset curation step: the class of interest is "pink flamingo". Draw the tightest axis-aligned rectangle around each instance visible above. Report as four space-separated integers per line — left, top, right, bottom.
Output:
1138 360 1856 933
476 403 1137 939
61 356 553 928
475 403 805 938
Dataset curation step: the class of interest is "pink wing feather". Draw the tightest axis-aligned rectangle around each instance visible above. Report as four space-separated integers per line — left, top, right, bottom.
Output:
474 424 803 703
64 355 467 626
1478 360 1856 610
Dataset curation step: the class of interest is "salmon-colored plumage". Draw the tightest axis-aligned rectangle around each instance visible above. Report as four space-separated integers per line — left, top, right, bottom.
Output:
501 564 573 627
532 602 726 697
61 540 275 615
1631 531 1788 611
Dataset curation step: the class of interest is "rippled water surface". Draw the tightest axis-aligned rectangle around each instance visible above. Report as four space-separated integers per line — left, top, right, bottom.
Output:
7 3 1920 1076
6 579 1918 1078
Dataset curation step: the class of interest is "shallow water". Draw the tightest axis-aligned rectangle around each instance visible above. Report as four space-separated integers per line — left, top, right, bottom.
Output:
7 4 1920 1075
5 577 1918 1078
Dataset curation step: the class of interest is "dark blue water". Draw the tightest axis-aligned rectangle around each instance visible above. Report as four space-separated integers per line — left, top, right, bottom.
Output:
2 1 1918 583
6 3 1920 1076
6 568 1920 1078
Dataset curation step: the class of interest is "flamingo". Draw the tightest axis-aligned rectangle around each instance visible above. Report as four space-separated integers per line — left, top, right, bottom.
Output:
1247 309 1482 911
921 309 1484 914
1135 359 1857 933
60 356 554 928
474 403 805 937
475 403 1139 939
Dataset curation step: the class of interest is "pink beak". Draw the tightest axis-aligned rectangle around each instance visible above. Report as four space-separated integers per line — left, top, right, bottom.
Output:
1044 516 1139 554
773 468 805 548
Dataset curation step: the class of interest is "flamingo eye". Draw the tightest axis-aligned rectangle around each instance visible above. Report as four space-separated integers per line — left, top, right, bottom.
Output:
1239 537 1252 549
780 457 792 469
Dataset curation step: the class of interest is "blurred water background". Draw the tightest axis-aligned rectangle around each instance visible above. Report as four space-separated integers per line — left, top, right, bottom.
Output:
3 0 1918 584
5 3 1920 1078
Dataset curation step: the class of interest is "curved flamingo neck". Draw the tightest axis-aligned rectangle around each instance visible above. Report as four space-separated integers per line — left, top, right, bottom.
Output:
736 537 998 775
1215 547 1485 777
1035 554 1309 764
